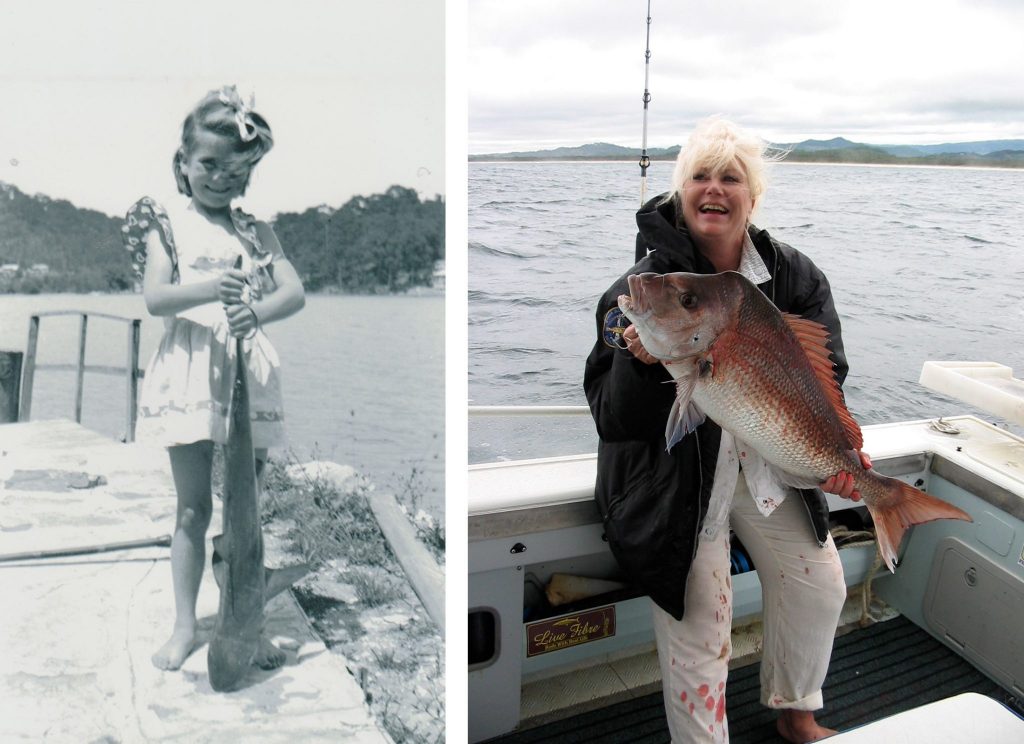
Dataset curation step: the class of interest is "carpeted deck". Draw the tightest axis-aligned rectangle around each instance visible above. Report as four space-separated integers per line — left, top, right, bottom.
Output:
489 615 1016 743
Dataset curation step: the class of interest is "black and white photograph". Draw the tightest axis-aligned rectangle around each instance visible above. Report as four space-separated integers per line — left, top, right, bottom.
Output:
0 2 444 742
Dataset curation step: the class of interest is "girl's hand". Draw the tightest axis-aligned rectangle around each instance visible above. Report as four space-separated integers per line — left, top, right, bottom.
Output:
820 451 873 501
225 302 259 338
217 269 250 305
623 324 659 365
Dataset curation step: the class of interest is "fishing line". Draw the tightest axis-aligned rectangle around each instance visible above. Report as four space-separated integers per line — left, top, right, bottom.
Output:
639 0 653 207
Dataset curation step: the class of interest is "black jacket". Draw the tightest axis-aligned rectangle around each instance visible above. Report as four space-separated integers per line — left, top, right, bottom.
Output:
583 193 849 620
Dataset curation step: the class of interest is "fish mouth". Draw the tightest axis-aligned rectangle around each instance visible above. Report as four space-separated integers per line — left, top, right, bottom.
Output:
617 273 709 363
617 273 654 320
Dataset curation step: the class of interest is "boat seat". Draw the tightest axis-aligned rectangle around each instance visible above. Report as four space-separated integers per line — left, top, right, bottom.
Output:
827 692 1023 742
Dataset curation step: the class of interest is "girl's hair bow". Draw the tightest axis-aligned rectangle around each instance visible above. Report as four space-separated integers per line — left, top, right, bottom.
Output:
218 85 258 142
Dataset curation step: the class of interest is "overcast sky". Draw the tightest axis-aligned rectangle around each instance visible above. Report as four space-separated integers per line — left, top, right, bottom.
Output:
0 1 444 218
468 0 1024 154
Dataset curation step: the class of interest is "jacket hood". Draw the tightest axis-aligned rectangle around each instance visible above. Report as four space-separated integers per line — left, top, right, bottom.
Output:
635 192 687 261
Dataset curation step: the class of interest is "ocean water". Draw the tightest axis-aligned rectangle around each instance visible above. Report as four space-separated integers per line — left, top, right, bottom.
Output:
0 293 445 514
469 161 1024 463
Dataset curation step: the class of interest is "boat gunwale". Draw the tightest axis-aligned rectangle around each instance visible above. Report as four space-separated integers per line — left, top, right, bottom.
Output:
468 415 1024 538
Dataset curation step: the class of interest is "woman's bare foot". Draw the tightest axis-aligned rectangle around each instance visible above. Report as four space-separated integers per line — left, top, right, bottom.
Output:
152 626 197 670
776 709 837 743
253 635 286 670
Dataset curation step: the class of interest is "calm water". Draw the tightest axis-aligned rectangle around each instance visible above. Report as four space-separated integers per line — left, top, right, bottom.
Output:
0 293 445 514
469 161 1024 463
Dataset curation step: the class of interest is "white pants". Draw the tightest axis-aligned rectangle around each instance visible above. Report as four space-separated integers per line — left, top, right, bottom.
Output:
652 478 847 743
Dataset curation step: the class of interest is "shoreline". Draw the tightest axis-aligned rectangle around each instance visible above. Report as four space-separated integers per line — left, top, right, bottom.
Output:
468 158 1024 172
261 457 445 743
0 285 445 298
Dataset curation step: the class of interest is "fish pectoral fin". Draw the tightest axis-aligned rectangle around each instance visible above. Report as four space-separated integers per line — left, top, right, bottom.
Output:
665 372 705 451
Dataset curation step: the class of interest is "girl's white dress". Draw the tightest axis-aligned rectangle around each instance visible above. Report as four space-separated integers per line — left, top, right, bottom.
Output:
123 196 285 449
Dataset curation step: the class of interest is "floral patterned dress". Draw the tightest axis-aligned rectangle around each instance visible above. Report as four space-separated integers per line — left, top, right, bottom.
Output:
122 196 285 449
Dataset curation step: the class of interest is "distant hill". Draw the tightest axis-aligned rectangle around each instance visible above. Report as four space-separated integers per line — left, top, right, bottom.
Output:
878 140 1024 157
0 182 131 293
473 142 681 161
0 182 445 294
778 137 861 152
470 138 1024 167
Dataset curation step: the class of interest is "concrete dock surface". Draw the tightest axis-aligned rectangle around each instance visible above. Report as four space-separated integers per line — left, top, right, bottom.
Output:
0 420 390 744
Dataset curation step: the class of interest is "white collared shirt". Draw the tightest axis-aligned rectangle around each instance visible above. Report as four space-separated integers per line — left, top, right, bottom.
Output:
700 231 787 540
738 230 772 285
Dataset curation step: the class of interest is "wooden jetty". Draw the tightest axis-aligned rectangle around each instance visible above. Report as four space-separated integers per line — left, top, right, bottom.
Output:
0 420 391 744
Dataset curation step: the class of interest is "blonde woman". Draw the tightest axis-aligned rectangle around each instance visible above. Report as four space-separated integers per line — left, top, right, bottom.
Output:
585 117 869 742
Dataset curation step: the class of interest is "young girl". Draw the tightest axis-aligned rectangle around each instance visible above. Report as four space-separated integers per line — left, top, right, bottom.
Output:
122 86 305 672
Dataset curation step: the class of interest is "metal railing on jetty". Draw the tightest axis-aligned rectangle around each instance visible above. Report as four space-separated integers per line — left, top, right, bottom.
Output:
2 311 142 441
0 311 142 440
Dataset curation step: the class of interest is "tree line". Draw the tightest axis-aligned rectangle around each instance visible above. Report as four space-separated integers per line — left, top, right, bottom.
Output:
275 186 445 293
0 182 444 294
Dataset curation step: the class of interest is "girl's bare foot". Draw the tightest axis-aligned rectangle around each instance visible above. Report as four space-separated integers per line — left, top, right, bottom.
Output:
253 634 286 670
152 626 197 670
776 709 837 743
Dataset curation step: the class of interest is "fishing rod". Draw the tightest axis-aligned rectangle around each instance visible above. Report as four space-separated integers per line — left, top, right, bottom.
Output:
639 0 653 206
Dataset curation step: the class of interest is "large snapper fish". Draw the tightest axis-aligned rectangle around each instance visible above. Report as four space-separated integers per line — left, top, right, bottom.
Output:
617 271 971 571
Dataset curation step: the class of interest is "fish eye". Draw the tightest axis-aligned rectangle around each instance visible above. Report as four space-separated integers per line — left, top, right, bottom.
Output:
680 292 697 309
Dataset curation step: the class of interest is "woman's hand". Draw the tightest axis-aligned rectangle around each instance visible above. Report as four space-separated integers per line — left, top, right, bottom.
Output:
623 324 659 365
224 302 259 338
820 451 873 501
217 268 250 305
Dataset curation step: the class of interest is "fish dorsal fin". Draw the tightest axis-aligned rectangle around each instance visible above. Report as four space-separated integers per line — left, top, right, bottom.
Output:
781 313 863 450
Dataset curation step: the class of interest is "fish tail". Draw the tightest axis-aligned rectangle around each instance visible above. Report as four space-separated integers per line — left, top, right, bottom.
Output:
867 477 972 573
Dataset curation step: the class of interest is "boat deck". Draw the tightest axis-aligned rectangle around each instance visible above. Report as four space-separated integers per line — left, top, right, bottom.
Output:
469 413 1024 741
0 420 389 744
487 614 1020 743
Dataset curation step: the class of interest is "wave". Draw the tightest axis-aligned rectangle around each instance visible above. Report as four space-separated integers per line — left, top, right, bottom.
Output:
470 293 561 308
468 241 537 259
477 201 554 212
468 161 1024 460
475 346 559 358
495 368 556 382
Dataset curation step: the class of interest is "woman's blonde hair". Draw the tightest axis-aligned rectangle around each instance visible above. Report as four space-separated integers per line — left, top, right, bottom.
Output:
669 117 779 212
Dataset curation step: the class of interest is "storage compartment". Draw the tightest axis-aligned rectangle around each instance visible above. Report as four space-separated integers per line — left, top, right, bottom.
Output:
922 537 1024 695
521 551 638 623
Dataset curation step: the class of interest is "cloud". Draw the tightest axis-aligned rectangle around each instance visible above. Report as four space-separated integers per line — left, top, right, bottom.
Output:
0 1 444 215
469 0 1024 151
